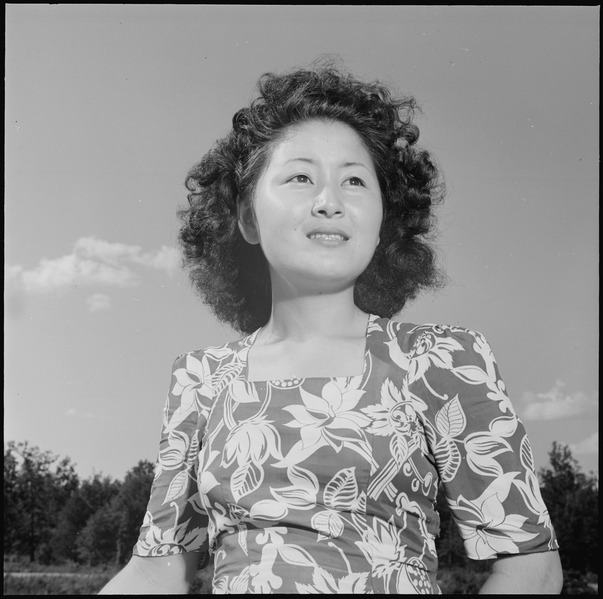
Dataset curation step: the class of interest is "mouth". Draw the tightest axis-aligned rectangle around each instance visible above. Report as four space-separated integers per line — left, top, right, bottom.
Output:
308 232 348 242
307 227 350 242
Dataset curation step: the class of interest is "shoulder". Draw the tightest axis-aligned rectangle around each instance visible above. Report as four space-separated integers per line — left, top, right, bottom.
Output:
375 317 489 351
165 338 248 417
171 334 251 376
372 317 496 371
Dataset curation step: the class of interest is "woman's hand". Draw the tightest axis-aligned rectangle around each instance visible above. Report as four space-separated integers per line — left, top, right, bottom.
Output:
479 550 563 594
98 553 202 595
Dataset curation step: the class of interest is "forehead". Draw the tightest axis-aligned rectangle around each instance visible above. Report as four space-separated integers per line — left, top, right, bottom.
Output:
268 119 373 165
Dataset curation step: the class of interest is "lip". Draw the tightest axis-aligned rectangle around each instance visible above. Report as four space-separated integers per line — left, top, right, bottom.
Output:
306 227 350 241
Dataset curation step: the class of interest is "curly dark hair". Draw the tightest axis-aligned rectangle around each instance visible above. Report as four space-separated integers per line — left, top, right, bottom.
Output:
178 61 446 334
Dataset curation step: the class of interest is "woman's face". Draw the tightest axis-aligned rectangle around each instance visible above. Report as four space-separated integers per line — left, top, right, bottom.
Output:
239 119 383 294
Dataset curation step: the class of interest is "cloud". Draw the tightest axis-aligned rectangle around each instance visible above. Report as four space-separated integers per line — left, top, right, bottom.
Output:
568 432 598 456
519 379 597 421
131 244 181 271
86 293 112 313
7 237 180 293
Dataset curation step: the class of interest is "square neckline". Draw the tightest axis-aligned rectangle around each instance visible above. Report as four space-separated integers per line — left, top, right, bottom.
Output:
242 313 379 384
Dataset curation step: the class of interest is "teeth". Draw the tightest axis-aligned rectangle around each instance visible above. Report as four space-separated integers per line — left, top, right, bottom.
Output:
309 233 346 240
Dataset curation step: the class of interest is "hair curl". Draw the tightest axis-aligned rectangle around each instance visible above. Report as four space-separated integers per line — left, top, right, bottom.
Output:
179 61 446 334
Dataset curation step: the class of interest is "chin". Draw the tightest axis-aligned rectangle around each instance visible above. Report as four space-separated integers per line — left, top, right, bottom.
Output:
305 270 363 292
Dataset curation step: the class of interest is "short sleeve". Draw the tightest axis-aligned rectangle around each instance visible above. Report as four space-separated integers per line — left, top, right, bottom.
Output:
404 324 559 560
133 353 210 559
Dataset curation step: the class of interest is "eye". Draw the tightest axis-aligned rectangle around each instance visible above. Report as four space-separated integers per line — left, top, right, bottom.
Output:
345 176 366 187
288 174 313 184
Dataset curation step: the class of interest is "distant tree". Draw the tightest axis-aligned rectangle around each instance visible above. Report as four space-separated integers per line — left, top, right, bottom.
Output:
4 446 20 554
113 460 155 564
76 500 122 566
3 441 79 562
74 459 155 566
538 442 599 574
51 474 121 562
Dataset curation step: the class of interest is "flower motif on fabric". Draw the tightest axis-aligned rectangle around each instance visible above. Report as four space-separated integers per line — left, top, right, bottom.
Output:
170 353 213 426
449 472 540 559
407 331 464 388
356 515 408 588
277 378 374 468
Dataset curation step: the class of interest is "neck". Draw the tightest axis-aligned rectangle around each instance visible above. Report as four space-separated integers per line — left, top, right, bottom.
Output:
260 276 368 343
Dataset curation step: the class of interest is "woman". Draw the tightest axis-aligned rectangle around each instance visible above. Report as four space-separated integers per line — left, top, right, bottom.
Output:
100 63 562 594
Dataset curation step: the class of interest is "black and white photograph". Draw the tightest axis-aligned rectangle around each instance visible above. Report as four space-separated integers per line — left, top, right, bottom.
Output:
5 5 598 594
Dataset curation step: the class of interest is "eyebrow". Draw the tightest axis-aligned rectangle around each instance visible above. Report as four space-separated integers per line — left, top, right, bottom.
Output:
284 158 370 169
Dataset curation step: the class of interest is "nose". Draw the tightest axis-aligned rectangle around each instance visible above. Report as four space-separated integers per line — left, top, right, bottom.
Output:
311 184 344 218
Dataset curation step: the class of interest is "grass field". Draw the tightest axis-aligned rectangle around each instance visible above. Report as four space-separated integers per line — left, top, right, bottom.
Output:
3 556 597 595
3 556 118 595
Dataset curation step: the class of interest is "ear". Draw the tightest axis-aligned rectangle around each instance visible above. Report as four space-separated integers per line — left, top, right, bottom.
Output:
237 197 260 245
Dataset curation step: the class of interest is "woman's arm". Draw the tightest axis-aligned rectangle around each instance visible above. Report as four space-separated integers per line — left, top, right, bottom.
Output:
479 551 563 594
98 553 202 595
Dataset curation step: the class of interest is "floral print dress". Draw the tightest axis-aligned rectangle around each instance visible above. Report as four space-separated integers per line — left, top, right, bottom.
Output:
133 315 558 594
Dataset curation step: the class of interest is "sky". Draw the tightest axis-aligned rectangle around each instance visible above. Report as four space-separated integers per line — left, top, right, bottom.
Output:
5 5 599 482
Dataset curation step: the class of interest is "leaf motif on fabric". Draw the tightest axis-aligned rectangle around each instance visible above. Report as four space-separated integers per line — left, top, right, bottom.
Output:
212 361 243 397
231 461 263 502
435 396 466 438
270 466 318 510
452 365 489 386
489 415 518 438
471 332 498 381
159 428 189 470
519 434 535 473
162 469 189 504
433 439 461 483
324 467 359 510
181 525 207 551
278 544 316 568
229 379 260 403
249 499 289 521
465 433 512 477
187 431 200 467
343 572 370 593
311 509 345 539
228 564 251 593
390 434 410 467
237 525 248 556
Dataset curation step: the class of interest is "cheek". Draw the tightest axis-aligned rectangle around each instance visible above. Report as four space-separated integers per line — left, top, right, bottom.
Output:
256 209 299 249
362 201 384 243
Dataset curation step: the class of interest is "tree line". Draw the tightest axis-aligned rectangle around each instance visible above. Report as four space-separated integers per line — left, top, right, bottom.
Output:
3 440 599 579
4 441 153 567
